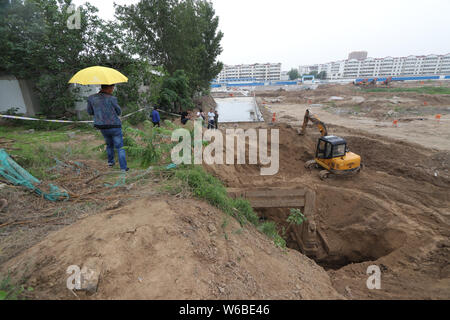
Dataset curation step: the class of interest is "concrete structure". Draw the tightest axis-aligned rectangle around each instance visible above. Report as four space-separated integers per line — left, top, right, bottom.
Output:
216 63 282 83
280 71 289 81
348 51 368 61
0 75 40 116
299 65 318 76
300 53 450 80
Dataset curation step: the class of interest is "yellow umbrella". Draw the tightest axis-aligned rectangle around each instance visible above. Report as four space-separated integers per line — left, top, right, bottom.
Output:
68 66 128 85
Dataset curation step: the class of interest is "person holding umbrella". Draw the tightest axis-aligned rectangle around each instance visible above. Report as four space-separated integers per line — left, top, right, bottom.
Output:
69 66 129 172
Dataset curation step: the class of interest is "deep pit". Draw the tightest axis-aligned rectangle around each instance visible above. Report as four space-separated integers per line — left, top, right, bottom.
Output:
256 207 408 270
207 124 449 274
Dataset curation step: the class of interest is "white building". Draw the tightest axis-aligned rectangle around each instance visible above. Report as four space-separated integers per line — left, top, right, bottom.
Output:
216 63 282 82
299 53 450 80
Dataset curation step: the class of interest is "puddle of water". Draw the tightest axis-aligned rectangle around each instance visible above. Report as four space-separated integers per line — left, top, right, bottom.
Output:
215 97 264 123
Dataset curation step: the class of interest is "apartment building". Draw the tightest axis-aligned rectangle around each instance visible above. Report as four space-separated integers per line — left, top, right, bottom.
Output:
216 63 282 82
299 53 450 80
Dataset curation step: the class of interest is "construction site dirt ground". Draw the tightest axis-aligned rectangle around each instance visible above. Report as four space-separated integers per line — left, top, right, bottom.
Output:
0 83 449 300
211 83 450 299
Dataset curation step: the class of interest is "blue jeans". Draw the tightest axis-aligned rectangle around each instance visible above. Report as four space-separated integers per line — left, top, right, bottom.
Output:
100 128 127 171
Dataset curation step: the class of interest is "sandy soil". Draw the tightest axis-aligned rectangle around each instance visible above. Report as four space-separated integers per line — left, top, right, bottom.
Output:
257 82 450 151
269 103 450 151
206 123 449 300
0 196 341 300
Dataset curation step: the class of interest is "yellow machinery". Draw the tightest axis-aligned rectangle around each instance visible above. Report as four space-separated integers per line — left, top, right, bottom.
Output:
299 109 362 179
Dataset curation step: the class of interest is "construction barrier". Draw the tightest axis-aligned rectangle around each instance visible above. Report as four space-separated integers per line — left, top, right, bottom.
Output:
0 107 181 124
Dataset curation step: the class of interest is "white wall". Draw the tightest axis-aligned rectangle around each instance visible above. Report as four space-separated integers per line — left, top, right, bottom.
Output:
0 77 27 114
72 84 100 112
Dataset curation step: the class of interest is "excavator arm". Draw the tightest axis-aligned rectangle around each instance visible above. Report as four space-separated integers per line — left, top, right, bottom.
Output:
299 109 328 136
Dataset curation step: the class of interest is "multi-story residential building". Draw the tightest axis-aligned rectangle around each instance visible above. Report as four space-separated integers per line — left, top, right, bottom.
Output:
299 53 450 80
216 63 282 82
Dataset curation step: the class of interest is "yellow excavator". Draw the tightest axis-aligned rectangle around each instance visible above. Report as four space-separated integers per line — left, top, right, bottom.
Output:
299 109 362 179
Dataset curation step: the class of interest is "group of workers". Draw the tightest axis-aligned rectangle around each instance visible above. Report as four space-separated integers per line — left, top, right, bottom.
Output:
87 83 220 172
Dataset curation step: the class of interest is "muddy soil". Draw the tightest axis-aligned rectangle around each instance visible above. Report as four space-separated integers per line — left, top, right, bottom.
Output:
206 124 450 299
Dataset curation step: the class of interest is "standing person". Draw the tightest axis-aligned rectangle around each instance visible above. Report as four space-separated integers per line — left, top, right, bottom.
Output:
87 84 128 172
214 109 219 129
207 108 215 129
197 109 206 127
151 106 161 127
180 110 190 125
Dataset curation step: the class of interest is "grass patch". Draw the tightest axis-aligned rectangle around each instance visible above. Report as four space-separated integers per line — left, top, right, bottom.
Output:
0 273 33 300
171 165 286 248
0 126 103 179
287 209 307 226
364 86 450 95
352 105 362 113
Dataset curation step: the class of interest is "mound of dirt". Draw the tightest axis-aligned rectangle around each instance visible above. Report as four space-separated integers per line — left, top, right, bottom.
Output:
194 95 217 110
0 196 342 300
206 123 450 299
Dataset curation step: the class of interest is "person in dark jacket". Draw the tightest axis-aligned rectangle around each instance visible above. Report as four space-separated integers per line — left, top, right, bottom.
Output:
214 110 219 129
87 84 128 171
180 110 190 125
151 106 161 127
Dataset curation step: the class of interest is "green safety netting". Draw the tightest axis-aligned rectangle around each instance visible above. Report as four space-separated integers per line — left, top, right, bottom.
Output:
0 149 69 201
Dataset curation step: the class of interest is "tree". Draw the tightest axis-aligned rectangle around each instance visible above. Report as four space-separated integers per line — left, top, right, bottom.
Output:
317 71 327 80
159 70 194 112
0 0 159 118
0 0 86 116
115 0 224 94
287 68 299 80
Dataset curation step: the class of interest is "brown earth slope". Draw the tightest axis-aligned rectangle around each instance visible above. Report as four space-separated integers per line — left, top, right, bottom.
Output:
206 124 450 299
0 195 342 300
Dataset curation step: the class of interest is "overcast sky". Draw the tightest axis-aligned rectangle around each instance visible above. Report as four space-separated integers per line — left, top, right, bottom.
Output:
74 0 450 71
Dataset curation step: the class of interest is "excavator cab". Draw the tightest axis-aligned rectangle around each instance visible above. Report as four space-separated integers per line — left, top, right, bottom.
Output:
316 136 347 159
315 136 361 176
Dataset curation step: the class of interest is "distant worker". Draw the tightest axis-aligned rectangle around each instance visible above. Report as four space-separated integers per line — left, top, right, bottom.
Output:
151 106 161 127
214 109 219 129
208 108 215 129
197 109 206 127
181 110 190 125
87 84 128 172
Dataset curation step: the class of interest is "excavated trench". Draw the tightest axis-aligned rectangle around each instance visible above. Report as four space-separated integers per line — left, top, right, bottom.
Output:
256 206 408 270
207 122 449 276
208 124 450 273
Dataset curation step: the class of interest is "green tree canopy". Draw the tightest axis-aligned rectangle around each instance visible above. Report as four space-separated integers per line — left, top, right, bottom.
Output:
317 71 327 80
287 68 300 80
115 0 224 94
0 0 161 117
159 70 194 112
